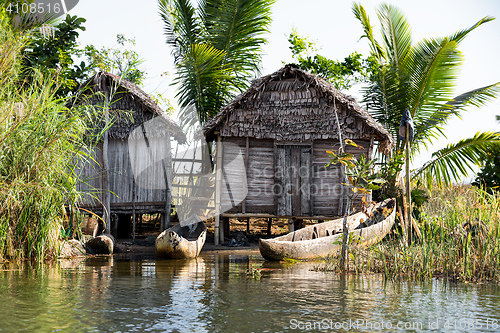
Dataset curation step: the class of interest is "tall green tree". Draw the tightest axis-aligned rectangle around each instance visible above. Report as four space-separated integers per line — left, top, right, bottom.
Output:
472 115 500 192
158 0 274 125
353 3 500 185
287 29 379 91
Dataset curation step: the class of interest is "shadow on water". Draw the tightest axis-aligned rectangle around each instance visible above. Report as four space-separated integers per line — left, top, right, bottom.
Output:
1 253 500 332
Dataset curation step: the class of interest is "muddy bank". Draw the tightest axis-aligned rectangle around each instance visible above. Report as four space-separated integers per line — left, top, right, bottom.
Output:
113 233 260 259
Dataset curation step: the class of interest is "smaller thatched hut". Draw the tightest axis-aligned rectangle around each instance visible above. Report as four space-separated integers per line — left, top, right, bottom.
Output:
73 72 185 238
203 65 394 244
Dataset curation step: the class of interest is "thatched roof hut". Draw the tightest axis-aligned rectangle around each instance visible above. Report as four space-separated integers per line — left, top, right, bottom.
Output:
74 72 185 238
76 72 185 142
202 65 394 244
204 64 393 153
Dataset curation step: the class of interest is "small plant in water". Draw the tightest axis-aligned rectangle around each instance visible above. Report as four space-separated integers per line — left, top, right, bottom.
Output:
326 139 386 271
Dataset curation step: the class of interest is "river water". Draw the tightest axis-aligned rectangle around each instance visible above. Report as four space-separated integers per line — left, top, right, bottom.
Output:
1 251 500 332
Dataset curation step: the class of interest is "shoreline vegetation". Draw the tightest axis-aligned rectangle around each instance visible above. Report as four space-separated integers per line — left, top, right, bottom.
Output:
1 6 500 286
0 13 100 261
321 184 500 283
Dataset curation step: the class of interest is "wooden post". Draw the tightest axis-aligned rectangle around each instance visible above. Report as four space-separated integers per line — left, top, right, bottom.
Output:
338 165 345 215
132 177 136 242
214 134 222 245
164 137 172 230
340 215 348 271
294 218 303 230
102 116 111 234
267 218 272 236
223 217 230 240
242 137 249 214
405 123 412 245
246 218 250 234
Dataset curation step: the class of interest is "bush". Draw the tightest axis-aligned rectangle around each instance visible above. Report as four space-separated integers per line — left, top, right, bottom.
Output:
472 145 500 193
0 12 96 261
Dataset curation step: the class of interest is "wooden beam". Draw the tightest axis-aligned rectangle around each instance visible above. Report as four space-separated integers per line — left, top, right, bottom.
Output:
267 218 272 236
164 137 172 230
222 213 341 220
132 177 136 242
102 129 110 234
242 137 249 214
214 135 223 245
79 201 168 208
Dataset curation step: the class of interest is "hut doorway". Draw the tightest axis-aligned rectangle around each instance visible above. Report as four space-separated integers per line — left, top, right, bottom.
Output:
275 144 312 217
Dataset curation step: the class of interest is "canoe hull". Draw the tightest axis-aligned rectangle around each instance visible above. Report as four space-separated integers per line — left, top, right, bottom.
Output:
259 199 396 261
156 222 207 259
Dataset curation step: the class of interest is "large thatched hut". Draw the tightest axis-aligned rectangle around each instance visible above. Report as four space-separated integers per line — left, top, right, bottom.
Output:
203 65 394 244
73 72 185 238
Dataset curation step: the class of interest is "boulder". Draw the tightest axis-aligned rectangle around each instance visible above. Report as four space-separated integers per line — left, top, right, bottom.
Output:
85 234 115 255
59 239 86 258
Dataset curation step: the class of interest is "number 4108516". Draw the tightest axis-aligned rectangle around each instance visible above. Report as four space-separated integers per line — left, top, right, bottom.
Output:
5 2 63 15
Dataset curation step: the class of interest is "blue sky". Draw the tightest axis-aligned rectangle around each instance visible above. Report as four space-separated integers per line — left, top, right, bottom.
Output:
72 0 500 172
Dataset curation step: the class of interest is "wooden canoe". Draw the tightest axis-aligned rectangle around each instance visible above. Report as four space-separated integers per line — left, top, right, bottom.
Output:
259 199 396 261
156 221 207 259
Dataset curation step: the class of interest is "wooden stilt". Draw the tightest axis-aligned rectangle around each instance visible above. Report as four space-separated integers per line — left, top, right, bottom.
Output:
340 215 348 271
132 178 136 242
294 218 304 230
214 134 222 245
223 217 230 241
267 218 272 236
405 124 412 245
164 137 172 230
102 135 110 234
246 218 250 234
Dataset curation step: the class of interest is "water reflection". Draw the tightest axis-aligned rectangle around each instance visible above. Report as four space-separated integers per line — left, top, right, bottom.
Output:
1 254 500 332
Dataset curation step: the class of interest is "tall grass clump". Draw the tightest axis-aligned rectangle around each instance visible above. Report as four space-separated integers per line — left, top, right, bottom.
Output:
0 12 96 261
322 185 500 282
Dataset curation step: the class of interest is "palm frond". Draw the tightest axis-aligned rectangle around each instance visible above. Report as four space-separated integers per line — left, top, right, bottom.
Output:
449 16 495 44
352 2 385 62
159 0 201 63
174 43 229 125
376 3 412 68
412 132 500 186
407 39 462 117
203 0 274 92
416 83 500 146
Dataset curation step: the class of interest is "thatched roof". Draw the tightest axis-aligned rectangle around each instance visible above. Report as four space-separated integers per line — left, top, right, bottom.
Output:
203 65 394 153
74 72 185 143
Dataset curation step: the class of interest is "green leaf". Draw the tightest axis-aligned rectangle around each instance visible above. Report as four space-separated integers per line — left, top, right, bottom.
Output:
413 132 500 186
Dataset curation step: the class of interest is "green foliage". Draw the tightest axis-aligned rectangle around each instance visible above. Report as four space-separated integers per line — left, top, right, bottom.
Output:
0 13 99 260
287 29 379 91
472 144 500 193
327 139 385 211
322 185 500 282
414 131 500 187
21 14 87 97
159 0 274 125
353 2 500 185
373 151 404 202
20 13 147 97
77 34 147 86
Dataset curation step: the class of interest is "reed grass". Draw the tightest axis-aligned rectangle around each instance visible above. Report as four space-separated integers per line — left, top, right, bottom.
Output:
0 13 97 261
323 184 500 282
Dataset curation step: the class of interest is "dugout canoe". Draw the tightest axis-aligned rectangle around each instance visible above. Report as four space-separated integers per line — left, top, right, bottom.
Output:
156 221 207 259
259 199 396 261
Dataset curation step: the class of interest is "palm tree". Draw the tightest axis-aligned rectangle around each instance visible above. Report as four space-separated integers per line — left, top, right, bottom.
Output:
353 3 500 185
158 0 274 126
